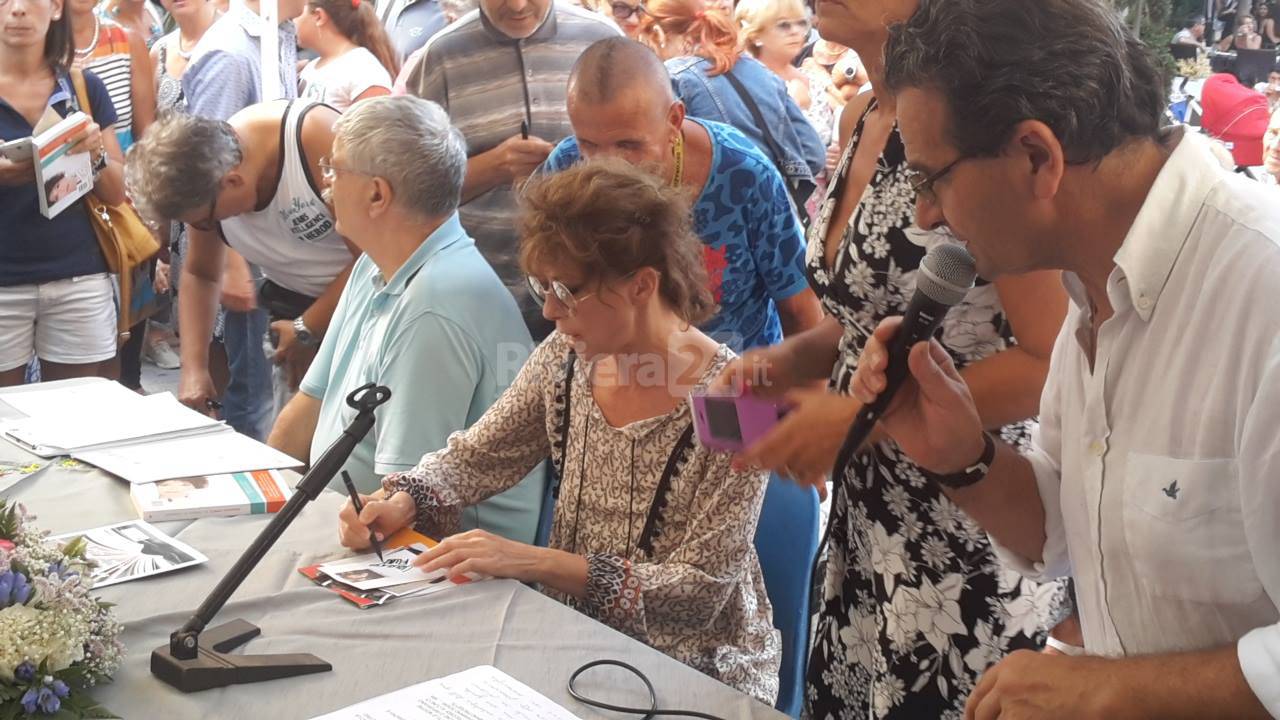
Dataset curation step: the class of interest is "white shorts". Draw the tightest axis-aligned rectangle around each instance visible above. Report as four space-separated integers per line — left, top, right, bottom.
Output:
0 273 117 371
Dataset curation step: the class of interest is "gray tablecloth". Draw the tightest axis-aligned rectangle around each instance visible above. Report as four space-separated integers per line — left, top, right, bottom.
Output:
0 381 784 720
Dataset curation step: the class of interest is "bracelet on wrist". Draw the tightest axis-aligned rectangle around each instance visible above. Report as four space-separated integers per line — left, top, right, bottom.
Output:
920 431 997 489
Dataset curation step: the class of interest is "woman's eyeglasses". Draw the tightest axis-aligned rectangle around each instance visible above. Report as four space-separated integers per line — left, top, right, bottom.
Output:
610 1 645 21
527 276 595 316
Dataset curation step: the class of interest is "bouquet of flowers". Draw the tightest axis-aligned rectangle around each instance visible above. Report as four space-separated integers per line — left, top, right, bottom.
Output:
0 502 122 719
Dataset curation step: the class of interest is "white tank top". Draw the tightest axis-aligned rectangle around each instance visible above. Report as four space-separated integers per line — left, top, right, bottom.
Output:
220 101 349 298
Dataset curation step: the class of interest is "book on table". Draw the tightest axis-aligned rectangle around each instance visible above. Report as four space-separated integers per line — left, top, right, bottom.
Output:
130 469 294 522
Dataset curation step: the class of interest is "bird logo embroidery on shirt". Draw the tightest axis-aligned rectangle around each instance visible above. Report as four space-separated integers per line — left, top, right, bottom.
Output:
1162 480 1180 500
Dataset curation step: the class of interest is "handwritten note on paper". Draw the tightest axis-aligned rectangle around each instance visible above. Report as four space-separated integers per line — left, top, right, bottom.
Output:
310 665 579 720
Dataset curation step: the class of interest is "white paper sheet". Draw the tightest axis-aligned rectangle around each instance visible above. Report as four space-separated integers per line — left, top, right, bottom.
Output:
0 379 139 418
75 428 303 484
3 389 222 456
309 665 579 720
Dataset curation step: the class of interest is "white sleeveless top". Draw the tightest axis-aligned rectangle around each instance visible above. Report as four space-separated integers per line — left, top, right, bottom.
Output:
220 100 349 298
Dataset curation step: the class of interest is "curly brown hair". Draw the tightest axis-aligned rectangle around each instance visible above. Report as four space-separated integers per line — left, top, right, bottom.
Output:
518 157 717 327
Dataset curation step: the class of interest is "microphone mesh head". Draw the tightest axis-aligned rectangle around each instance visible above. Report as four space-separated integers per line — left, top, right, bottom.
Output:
918 243 977 307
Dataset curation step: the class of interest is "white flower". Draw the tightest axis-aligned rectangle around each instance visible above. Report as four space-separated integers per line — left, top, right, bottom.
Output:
912 574 968 654
871 675 906 719
838 610 881 671
870 522 909 595
920 535 953 571
964 619 1005 673
884 586 920 652
882 483 913 519
0 603 85 680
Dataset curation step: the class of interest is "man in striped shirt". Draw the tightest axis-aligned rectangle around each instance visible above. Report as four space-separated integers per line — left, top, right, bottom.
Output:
398 0 619 339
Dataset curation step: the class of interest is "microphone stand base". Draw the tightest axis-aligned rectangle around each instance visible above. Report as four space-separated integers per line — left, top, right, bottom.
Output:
151 619 332 693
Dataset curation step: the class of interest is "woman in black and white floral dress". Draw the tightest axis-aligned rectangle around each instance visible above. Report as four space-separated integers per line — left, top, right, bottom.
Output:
720 1 1073 717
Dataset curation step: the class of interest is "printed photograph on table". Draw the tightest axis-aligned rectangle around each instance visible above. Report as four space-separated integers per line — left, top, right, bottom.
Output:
316 543 440 591
49 520 208 587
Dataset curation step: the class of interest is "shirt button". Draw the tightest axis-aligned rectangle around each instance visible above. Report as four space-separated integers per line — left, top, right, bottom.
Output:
1089 440 1105 457
1136 295 1151 310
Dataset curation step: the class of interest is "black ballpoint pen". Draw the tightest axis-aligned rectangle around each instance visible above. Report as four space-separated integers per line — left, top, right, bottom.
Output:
341 470 383 562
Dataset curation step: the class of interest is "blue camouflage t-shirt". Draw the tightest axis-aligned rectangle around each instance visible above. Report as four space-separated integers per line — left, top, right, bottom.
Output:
543 119 810 351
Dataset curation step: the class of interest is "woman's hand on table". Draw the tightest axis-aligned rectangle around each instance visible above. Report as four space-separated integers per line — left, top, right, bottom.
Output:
414 529 548 584
337 490 415 550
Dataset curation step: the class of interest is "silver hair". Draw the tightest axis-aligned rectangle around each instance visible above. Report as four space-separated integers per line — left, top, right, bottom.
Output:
334 96 467 218
124 114 242 224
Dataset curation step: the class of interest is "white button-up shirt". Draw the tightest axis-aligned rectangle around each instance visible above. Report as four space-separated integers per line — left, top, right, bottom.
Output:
992 129 1280 716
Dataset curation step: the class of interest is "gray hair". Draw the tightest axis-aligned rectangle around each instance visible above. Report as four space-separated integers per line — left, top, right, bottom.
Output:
334 96 467 218
883 0 1166 165
125 114 241 224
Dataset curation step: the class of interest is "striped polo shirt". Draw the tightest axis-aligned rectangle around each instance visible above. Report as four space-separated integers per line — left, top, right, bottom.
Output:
401 3 619 337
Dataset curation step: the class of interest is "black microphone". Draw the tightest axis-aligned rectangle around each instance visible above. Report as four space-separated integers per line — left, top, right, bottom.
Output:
831 243 978 474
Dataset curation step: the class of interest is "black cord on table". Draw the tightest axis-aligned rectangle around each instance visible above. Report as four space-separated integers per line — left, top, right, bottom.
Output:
567 659 727 720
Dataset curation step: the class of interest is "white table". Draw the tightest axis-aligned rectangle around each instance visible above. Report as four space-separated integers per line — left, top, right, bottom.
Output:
1 381 784 720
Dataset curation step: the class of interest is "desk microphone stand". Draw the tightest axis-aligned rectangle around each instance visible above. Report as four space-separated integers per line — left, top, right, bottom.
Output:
151 383 392 693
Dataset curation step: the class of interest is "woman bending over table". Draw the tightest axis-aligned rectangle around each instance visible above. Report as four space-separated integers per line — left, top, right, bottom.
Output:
336 158 782 706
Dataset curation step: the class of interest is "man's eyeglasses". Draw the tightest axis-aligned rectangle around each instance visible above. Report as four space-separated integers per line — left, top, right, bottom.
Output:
610 1 645 21
189 194 220 232
527 276 595 316
319 156 373 184
774 18 810 33
905 155 974 205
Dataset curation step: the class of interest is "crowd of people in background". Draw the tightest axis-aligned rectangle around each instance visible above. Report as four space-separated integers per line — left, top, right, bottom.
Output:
5 0 1280 717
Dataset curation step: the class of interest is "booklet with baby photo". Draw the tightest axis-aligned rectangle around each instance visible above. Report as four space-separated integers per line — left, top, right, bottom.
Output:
32 111 93 219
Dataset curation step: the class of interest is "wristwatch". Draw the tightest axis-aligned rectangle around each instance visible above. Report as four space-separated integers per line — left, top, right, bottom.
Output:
920 431 996 489
91 147 108 177
292 317 320 347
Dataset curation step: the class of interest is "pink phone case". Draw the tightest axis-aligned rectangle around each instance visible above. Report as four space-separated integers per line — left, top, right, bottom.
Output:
688 392 787 452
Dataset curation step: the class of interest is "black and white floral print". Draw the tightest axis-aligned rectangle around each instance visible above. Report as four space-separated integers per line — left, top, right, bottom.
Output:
802 100 1067 720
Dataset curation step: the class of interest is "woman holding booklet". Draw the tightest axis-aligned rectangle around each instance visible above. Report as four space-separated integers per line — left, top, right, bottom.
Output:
0 0 127 387
337 159 781 706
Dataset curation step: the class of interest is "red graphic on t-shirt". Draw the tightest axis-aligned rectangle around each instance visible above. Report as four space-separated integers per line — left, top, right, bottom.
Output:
703 244 728 303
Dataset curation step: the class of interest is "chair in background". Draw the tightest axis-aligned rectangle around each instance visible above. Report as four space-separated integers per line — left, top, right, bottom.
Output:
753 474 821 718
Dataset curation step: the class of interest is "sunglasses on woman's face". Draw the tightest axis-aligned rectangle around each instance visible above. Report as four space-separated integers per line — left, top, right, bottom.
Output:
610 1 645 21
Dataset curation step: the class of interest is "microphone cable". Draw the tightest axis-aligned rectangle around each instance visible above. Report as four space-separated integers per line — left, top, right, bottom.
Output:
567 659 728 720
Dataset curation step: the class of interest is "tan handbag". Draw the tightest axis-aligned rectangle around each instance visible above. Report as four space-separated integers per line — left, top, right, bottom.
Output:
70 69 161 342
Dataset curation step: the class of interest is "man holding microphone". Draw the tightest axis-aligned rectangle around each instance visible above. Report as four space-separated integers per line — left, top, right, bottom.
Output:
762 0 1280 716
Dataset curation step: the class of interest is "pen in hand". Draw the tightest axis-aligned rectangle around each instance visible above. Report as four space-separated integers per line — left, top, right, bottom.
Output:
521 119 529 140
341 470 384 562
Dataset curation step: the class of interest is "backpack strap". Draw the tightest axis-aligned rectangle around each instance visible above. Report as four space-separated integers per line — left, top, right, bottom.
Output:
721 67 815 226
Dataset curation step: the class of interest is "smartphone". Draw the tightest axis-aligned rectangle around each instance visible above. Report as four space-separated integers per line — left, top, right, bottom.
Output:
688 391 788 453
0 138 32 162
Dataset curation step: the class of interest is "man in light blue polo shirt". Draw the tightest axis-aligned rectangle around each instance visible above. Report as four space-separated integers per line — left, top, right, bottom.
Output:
267 96 544 544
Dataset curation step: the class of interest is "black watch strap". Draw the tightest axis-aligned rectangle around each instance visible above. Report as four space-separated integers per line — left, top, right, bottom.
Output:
922 431 997 489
